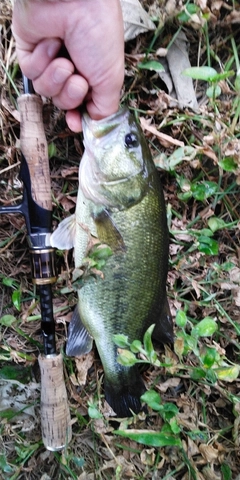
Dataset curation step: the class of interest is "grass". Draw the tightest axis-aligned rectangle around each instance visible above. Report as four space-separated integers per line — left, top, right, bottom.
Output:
0 0 240 478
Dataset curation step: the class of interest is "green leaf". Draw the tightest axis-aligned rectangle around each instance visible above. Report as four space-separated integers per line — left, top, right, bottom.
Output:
215 365 240 382
192 317 218 337
176 310 187 328
177 191 192 201
113 334 130 348
0 314 16 327
114 429 181 447
138 60 164 72
178 3 199 22
0 454 14 473
219 157 238 172
48 142 57 158
143 324 155 358
205 369 218 384
208 217 226 232
0 365 32 383
141 390 162 411
198 236 219 255
88 403 103 419
130 340 143 353
72 457 85 468
117 349 138 366
12 289 21 311
161 403 179 423
190 367 207 381
221 463 232 480
169 417 181 434
2 277 19 288
206 84 221 98
183 66 218 82
191 181 218 200
202 347 218 368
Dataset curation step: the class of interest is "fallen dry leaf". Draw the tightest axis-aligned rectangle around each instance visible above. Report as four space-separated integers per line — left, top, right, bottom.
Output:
199 443 219 463
75 352 95 385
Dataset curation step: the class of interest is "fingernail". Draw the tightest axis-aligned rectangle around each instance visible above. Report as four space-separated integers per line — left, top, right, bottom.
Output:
47 39 61 58
53 67 70 84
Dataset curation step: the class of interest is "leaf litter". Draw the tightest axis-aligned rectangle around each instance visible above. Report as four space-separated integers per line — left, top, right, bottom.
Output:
0 0 240 479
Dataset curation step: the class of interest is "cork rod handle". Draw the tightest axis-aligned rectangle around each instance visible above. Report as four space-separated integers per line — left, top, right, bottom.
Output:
18 94 52 211
38 354 72 450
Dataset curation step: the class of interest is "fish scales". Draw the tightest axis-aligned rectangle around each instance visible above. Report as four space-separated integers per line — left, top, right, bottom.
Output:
51 107 173 417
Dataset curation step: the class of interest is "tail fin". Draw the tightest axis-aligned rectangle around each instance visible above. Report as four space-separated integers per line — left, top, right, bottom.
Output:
104 366 146 417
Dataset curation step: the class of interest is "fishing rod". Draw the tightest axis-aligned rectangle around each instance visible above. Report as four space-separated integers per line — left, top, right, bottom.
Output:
0 76 72 450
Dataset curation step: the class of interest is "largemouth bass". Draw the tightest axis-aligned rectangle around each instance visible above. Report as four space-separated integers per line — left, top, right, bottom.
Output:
51 107 173 417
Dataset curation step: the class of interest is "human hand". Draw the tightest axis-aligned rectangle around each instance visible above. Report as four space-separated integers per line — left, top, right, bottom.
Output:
12 0 124 131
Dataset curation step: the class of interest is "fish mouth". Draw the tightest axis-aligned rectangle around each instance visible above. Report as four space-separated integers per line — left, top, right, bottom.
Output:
82 107 129 139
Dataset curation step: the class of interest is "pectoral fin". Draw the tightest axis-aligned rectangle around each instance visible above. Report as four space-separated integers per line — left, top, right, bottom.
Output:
66 306 93 356
93 209 126 252
50 214 76 250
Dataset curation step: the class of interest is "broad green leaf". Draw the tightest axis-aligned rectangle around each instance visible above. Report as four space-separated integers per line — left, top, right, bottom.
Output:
141 390 162 411
191 181 218 200
138 60 164 72
198 236 219 255
215 365 240 382
130 340 143 353
176 310 187 328
0 314 16 327
161 403 179 421
117 349 138 366
90 245 112 260
208 217 226 232
114 429 181 447
113 334 130 348
219 157 238 172
183 66 217 81
202 347 218 368
206 84 221 98
205 369 218 384
169 417 181 434
190 367 207 381
192 317 217 337
177 191 193 201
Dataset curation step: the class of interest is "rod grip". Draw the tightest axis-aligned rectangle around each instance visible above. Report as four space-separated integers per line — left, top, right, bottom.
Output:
38 353 72 451
18 94 52 211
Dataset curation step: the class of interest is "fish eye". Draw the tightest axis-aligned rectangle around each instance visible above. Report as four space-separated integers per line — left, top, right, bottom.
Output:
124 132 139 149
